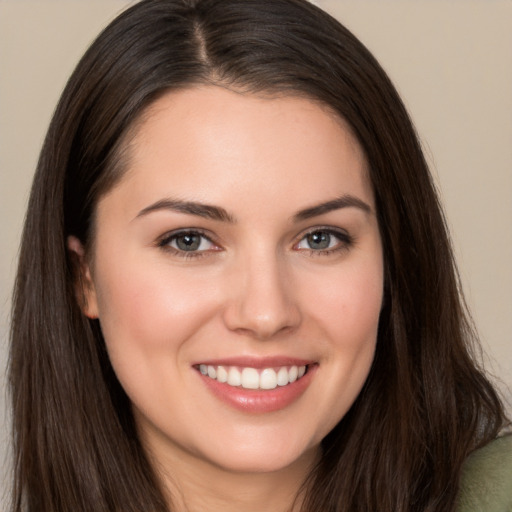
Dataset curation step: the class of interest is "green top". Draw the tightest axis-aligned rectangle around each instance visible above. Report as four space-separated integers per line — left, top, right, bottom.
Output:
457 434 512 512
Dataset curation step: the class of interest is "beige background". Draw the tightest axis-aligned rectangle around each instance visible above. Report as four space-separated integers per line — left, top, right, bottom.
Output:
1 0 511 505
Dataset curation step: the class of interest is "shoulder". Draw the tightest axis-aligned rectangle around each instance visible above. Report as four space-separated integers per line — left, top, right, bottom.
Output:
456 434 512 512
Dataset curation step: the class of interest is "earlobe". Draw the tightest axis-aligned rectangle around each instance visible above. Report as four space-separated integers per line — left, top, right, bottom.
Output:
67 236 99 319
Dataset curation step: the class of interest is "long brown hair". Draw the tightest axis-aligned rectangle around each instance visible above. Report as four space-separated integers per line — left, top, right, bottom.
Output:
9 1 508 511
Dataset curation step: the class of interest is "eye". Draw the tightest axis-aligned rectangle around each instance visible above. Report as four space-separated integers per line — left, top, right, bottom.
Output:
158 230 218 254
295 228 352 254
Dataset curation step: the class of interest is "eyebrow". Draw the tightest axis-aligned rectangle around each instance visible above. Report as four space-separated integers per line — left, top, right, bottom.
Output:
293 194 372 221
135 198 235 223
135 194 372 224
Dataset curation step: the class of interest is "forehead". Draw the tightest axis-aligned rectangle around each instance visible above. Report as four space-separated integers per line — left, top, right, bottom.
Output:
100 86 373 218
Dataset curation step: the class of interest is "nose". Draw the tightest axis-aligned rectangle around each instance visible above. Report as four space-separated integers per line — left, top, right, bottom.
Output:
222 254 302 340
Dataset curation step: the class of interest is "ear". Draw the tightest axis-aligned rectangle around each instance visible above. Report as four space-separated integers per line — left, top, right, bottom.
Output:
67 236 99 319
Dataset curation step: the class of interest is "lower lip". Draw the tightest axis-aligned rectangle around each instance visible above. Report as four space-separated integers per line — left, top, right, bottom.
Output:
197 365 317 414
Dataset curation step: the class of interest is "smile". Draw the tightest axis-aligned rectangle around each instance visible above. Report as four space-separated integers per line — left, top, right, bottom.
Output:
198 364 308 390
194 359 317 413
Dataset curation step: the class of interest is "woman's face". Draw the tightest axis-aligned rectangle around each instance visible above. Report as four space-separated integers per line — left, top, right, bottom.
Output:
76 86 383 475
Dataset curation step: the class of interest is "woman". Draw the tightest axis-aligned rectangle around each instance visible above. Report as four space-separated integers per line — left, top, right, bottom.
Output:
9 0 510 511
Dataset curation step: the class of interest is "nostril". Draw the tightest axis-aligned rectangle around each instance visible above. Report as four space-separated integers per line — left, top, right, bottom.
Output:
222 297 301 340
221 261 302 338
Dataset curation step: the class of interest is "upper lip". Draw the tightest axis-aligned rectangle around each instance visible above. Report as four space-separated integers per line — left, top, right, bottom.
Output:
192 356 315 369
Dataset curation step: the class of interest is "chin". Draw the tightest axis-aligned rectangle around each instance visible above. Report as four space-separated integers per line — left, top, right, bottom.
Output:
198 436 320 475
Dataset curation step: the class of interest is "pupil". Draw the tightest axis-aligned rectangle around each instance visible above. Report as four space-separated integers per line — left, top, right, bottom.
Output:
307 231 330 250
176 234 200 251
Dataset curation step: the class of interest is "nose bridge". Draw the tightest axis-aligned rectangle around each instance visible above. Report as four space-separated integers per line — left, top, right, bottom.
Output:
223 247 300 339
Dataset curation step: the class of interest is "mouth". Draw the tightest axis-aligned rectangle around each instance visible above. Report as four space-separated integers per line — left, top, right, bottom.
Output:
193 358 316 413
195 364 308 390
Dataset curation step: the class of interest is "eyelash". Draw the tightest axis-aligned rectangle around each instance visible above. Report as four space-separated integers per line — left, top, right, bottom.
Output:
156 229 218 260
156 227 354 259
294 227 354 257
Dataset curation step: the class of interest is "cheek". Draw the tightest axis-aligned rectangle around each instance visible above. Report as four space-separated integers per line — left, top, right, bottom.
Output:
302 259 383 436
92 257 221 369
306 257 383 345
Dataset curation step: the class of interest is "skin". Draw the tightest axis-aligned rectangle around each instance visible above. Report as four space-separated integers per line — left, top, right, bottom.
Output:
70 86 384 512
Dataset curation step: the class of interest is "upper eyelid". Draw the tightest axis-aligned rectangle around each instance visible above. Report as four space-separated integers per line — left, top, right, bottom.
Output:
296 225 351 240
156 225 351 249
295 226 353 249
156 229 220 252
156 230 221 259
158 228 214 242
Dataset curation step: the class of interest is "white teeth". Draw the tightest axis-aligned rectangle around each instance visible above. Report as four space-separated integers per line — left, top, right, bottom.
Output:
227 367 241 386
260 368 277 390
241 368 259 389
277 367 289 386
217 365 228 383
199 364 307 390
